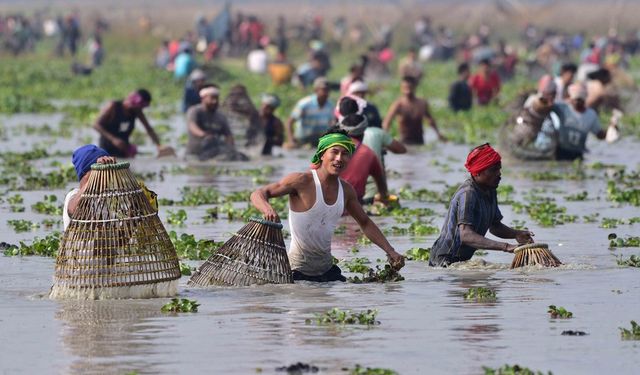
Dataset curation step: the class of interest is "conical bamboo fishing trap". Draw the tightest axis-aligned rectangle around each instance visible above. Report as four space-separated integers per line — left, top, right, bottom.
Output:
510 243 562 268
50 162 181 300
188 218 293 287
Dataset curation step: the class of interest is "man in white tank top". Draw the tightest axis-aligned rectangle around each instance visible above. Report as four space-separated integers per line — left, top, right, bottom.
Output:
251 130 405 282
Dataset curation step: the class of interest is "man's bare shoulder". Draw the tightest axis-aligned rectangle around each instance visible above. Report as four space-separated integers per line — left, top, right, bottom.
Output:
282 171 313 186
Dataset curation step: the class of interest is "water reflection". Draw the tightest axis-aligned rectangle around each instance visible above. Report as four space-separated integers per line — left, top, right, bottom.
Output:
55 300 169 375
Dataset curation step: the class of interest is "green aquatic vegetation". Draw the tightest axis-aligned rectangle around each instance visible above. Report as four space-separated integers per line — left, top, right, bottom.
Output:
348 264 404 283
616 255 640 267
7 194 23 205
564 191 588 201
609 235 640 248
404 247 430 262
385 221 439 236
19 164 76 190
168 231 222 260
41 218 61 227
548 305 573 319
483 364 553 375
161 298 199 313
512 199 576 227
619 321 640 340
607 180 640 206
31 195 62 215
397 184 457 204
497 184 515 204
582 213 599 223
589 161 625 170
601 217 624 228
179 262 192 276
464 287 497 301
510 220 528 230
357 235 372 246
334 224 347 234
474 250 488 256
3 232 61 257
166 209 188 226
222 190 252 203
180 186 221 206
342 257 371 274
306 308 379 326
7 219 40 232
346 365 398 375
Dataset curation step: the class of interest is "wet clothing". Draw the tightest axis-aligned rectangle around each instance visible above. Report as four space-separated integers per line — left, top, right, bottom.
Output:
341 140 384 201
63 188 80 231
430 179 503 267
186 104 233 159
262 115 284 155
448 79 472 112
362 103 383 129
556 105 602 158
288 169 345 277
182 84 201 113
363 127 393 163
290 94 335 145
292 265 346 282
470 71 501 105
97 101 136 157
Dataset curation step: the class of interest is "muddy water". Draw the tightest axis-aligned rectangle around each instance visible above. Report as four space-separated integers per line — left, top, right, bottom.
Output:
1 114 639 374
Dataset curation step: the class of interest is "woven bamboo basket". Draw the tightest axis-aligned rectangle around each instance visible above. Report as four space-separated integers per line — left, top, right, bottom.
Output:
510 243 562 268
50 162 181 300
188 218 293 287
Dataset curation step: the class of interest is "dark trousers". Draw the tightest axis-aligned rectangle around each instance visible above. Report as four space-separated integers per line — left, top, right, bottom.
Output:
292 265 346 282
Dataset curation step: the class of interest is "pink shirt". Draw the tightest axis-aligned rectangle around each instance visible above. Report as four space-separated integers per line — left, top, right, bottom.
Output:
341 140 384 200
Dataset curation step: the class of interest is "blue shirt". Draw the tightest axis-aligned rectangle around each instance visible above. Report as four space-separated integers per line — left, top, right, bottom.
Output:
174 53 196 79
290 94 335 142
429 178 503 266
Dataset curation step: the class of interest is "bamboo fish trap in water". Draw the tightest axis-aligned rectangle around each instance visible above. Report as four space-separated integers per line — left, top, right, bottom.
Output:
50 162 181 300
188 218 293 287
510 243 562 269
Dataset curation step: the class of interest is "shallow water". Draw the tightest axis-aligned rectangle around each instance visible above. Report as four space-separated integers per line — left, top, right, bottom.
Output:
1 114 639 374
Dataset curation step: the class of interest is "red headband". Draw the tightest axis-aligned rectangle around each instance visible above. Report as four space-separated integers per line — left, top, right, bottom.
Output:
465 144 501 175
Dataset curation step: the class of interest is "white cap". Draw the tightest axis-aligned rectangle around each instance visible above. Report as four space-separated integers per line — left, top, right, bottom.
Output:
347 81 368 94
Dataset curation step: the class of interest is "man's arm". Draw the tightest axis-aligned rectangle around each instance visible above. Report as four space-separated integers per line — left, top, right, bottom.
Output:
385 139 407 154
370 157 389 199
423 99 447 141
93 103 126 151
382 100 399 132
489 221 534 244
460 223 516 252
343 181 404 269
284 117 296 146
137 110 162 147
250 173 304 222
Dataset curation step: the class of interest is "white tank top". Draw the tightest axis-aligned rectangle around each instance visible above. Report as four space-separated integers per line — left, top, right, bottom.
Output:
288 169 345 276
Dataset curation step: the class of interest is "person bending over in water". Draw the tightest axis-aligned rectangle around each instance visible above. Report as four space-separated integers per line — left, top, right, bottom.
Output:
250 130 405 282
383 76 447 145
429 144 534 267
94 89 175 158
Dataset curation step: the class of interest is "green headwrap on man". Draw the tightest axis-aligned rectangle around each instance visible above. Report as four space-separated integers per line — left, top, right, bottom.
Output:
310 132 355 165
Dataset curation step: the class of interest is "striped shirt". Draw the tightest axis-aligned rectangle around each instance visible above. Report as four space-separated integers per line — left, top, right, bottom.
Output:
290 94 335 141
429 178 503 266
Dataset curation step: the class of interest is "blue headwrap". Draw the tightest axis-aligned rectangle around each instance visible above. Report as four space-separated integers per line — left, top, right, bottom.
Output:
72 144 109 181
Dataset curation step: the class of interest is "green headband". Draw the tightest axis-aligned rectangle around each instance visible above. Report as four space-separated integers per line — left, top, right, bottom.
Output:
310 133 355 165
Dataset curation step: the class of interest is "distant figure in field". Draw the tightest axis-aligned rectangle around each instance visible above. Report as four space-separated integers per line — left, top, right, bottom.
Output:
383 76 447 145
398 48 424 83
285 77 335 148
554 63 578 103
186 84 248 161
93 89 175 158
259 93 285 155
182 69 207 113
469 59 501 106
448 63 473 112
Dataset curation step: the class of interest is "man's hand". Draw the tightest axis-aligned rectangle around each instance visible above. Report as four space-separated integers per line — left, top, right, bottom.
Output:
387 250 405 270
262 207 280 223
438 133 449 142
96 156 116 164
157 145 176 158
515 230 534 244
504 243 517 253
111 138 128 152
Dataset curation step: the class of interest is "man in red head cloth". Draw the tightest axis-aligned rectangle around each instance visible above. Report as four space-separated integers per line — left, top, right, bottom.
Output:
429 143 534 267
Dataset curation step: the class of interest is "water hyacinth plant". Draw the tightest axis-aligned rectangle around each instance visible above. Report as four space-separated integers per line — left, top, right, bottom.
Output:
166 209 188 226
464 287 497 301
7 219 40 232
616 255 640 267
346 364 399 375
348 264 404 283
31 194 62 215
619 321 640 340
483 364 553 375
548 305 573 319
3 232 61 257
306 308 379 326
404 247 431 261
168 231 222 260
161 298 199 313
